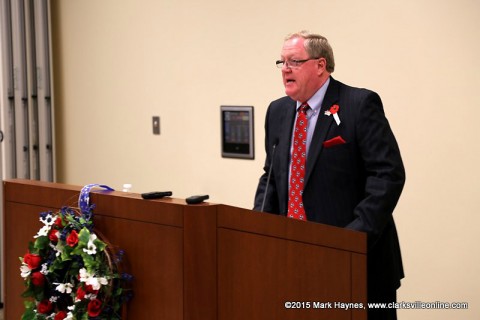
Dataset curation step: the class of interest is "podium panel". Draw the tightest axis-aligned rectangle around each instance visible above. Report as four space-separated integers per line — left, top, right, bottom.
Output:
3 179 366 319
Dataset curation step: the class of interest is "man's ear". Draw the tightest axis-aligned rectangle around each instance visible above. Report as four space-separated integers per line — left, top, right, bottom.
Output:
317 58 327 74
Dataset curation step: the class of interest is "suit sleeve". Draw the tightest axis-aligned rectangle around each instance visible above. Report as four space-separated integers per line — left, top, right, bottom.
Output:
345 91 405 244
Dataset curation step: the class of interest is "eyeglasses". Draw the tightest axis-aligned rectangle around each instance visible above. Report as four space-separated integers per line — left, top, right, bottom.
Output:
275 58 319 69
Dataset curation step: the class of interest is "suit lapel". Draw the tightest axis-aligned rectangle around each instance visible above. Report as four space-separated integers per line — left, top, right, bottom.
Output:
278 99 297 203
305 77 340 186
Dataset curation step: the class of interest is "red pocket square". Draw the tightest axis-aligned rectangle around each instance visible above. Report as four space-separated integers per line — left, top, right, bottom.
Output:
323 136 346 148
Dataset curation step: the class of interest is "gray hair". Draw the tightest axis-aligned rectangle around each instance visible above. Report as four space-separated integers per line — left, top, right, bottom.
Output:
285 31 335 73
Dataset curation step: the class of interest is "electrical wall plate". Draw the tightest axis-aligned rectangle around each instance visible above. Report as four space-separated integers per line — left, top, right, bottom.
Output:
152 116 160 135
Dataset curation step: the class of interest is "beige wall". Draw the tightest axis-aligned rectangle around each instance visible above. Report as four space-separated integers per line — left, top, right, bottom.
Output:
51 0 480 318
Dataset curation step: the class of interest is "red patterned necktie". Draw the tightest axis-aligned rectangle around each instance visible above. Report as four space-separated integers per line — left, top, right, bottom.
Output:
287 103 309 221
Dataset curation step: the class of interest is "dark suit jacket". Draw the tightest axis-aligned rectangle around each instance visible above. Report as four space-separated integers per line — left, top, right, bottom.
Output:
254 77 406 296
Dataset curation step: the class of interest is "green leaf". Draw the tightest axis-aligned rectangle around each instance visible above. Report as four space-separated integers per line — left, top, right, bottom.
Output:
34 236 49 250
94 239 106 252
78 228 90 246
72 246 85 256
49 258 65 272
65 213 75 223
33 285 45 302
21 286 35 298
28 242 36 253
21 301 36 320
23 300 35 309
82 254 95 271
61 244 76 261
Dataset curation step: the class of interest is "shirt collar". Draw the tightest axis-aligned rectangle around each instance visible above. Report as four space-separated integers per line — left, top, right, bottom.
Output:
296 77 331 113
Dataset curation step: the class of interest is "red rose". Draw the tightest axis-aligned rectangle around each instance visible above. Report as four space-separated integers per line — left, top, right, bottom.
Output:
37 299 53 314
76 286 86 300
31 271 46 286
76 284 99 300
54 311 67 320
49 228 59 242
55 217 63 228
24 253 42 269
85 284 98 294
66 230 79 247
87 298 103 317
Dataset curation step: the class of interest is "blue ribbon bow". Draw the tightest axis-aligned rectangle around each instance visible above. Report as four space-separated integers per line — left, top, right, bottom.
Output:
78 183 114 215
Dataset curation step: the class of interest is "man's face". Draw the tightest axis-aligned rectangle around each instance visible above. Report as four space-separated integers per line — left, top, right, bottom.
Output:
280 37 325 102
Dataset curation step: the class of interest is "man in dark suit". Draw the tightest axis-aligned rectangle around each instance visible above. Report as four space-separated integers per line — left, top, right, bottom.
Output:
254 31 406 320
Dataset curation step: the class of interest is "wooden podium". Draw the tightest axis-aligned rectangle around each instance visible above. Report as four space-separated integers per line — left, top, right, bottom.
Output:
3 179 367 319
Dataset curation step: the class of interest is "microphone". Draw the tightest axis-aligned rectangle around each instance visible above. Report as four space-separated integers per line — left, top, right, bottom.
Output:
260 142 277 212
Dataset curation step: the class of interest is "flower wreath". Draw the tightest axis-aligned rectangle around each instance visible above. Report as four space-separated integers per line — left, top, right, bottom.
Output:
19 184 133 320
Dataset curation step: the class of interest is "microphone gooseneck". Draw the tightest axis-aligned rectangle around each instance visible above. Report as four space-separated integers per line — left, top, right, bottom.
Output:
260 143 277 212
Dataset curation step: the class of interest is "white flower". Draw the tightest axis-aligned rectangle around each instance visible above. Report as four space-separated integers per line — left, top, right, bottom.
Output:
54 282 74 294
79 268 108 290
40 213 56 226
40 263 49 275
49 296 59 303
79 268 90 282
65 311 74 320
34 225 50 238
89 233 97 242
88 276 108 290
83 233 98 255
20 263 31 278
